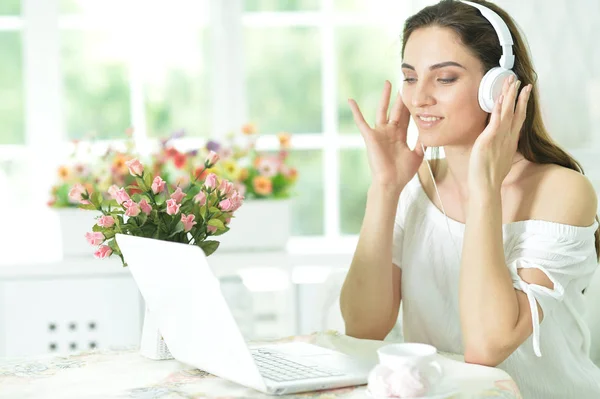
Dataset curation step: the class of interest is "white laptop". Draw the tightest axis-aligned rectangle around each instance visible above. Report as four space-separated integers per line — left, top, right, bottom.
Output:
116 234 373 395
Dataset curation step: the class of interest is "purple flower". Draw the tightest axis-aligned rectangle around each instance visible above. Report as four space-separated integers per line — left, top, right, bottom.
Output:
171 129 185 139
206 140 221 152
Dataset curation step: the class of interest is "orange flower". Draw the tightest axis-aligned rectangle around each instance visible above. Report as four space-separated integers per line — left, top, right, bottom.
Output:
277 132 291 148
112 154 128 175
253 176 272 196
239 168 249 181
241 123 257 135
57 166 71 181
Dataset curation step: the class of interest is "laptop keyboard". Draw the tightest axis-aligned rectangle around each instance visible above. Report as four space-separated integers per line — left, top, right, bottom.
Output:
251 349 345 382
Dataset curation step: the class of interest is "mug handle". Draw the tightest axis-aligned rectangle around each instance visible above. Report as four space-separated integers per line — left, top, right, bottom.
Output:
430 360 444 381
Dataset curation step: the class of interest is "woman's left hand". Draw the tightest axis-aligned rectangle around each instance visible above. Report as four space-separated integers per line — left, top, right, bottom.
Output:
468 76 533 193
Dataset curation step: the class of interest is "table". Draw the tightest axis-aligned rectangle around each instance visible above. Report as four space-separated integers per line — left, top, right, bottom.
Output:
0 331 522 399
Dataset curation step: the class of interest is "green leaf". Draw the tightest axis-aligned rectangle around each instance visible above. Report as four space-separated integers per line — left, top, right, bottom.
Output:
91 192 103 208
79 203 97 211
168 221 185 238
207 218 225 230
211 226 230 236
136 212 148 226
144 172 153 189
199 240 220 256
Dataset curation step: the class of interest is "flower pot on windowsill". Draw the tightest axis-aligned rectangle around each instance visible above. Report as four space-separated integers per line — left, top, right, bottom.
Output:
54 208 101 258
216 199 292 252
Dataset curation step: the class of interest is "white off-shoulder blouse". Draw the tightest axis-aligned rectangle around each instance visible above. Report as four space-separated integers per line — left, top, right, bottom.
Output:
392 175 600 399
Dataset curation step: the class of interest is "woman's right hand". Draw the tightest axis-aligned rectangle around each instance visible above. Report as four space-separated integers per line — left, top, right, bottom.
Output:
348 80 425 192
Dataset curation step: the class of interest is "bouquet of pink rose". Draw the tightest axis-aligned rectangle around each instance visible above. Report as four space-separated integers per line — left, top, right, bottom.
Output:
69 151 244 266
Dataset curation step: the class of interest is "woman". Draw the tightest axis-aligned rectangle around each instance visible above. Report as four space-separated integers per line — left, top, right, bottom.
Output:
339 0 600 397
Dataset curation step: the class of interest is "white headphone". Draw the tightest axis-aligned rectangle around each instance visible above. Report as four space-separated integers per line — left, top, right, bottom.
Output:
459 0 518 113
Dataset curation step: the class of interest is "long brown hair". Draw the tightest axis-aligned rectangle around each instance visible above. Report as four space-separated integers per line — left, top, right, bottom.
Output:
400 0 600 261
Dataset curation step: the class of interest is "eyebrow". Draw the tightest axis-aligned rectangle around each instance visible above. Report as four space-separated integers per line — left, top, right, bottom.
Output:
401 61 467 71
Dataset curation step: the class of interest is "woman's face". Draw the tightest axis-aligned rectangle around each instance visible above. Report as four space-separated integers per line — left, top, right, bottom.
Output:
401 26 488 148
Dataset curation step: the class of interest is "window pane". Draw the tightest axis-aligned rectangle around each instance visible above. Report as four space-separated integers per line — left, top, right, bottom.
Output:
145 29 210 138
62 30 130 140
245 0 319 12
0 32 24 145
337 27 400 134
245 27 322 134
0 0 20 15
340 149 370 234
289 150 324 235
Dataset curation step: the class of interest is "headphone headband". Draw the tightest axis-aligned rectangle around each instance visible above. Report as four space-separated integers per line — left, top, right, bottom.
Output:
459 0 515 69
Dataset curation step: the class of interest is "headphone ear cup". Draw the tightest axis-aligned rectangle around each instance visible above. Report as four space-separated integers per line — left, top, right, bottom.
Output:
478 68 518 113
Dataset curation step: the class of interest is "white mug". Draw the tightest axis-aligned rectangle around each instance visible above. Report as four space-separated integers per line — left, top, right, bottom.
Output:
377 343 444 388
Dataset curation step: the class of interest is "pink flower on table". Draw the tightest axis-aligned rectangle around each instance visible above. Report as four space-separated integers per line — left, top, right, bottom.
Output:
204 173 218 189
123 199 141 217
139 199 152 215
94 245 113 259
234 183 246 197
205 150 220 167
181 214 197 232
96 215 115 228
107 184 120 199
166 199 181 215
115 188 130 205
68 183 87 203
207 225 218 234
125 158 144 176
170 187 185 203
85 232 105 246
219 198 234 212
229 191 244 212
194 191 207 206
151 176 166 194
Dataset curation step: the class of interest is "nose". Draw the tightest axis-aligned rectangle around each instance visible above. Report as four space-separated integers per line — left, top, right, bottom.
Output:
411 81 436 108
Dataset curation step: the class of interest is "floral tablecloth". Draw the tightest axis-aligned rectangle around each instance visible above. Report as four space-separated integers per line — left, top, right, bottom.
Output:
0 331 521 399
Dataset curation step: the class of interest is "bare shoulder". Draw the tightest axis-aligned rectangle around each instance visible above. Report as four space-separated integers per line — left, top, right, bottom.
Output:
524 163 598 227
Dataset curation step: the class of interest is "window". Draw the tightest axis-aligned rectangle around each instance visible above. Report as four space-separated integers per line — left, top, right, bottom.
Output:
3 0 598 252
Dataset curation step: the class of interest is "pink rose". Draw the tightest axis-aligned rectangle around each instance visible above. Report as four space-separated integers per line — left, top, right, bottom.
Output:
115 188 130 205
139 199 152 215
170 187 185 203
234 183 246 197
97 215 115 228
218 179 235 197
219 198 234 212
123 199 141 217
207 225 218 234
85 231 105 246
94 245 113 259
181 214 197 232
68 183 86 203
125 158 144 176
204 173 218 189
166 199 181 215
107 184 120 199
151 176 166 194
194 191 207 206
205 150 220 166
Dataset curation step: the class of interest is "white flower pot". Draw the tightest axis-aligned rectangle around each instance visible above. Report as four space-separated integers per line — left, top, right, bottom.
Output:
217 199 292 252
55 208 101 258
140 306 174 360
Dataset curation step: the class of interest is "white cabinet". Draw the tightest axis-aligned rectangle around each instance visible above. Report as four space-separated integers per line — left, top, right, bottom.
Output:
0 275 142 357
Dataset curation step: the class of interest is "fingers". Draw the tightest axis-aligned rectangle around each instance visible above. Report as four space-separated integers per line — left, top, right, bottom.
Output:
511 84 532 135
388 89 411 134
376 80 392 126
348 98 371 137
501 75 520 120
414 137 427 158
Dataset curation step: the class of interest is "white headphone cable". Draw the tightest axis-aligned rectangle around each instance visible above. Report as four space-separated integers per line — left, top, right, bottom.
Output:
420 142 462 262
